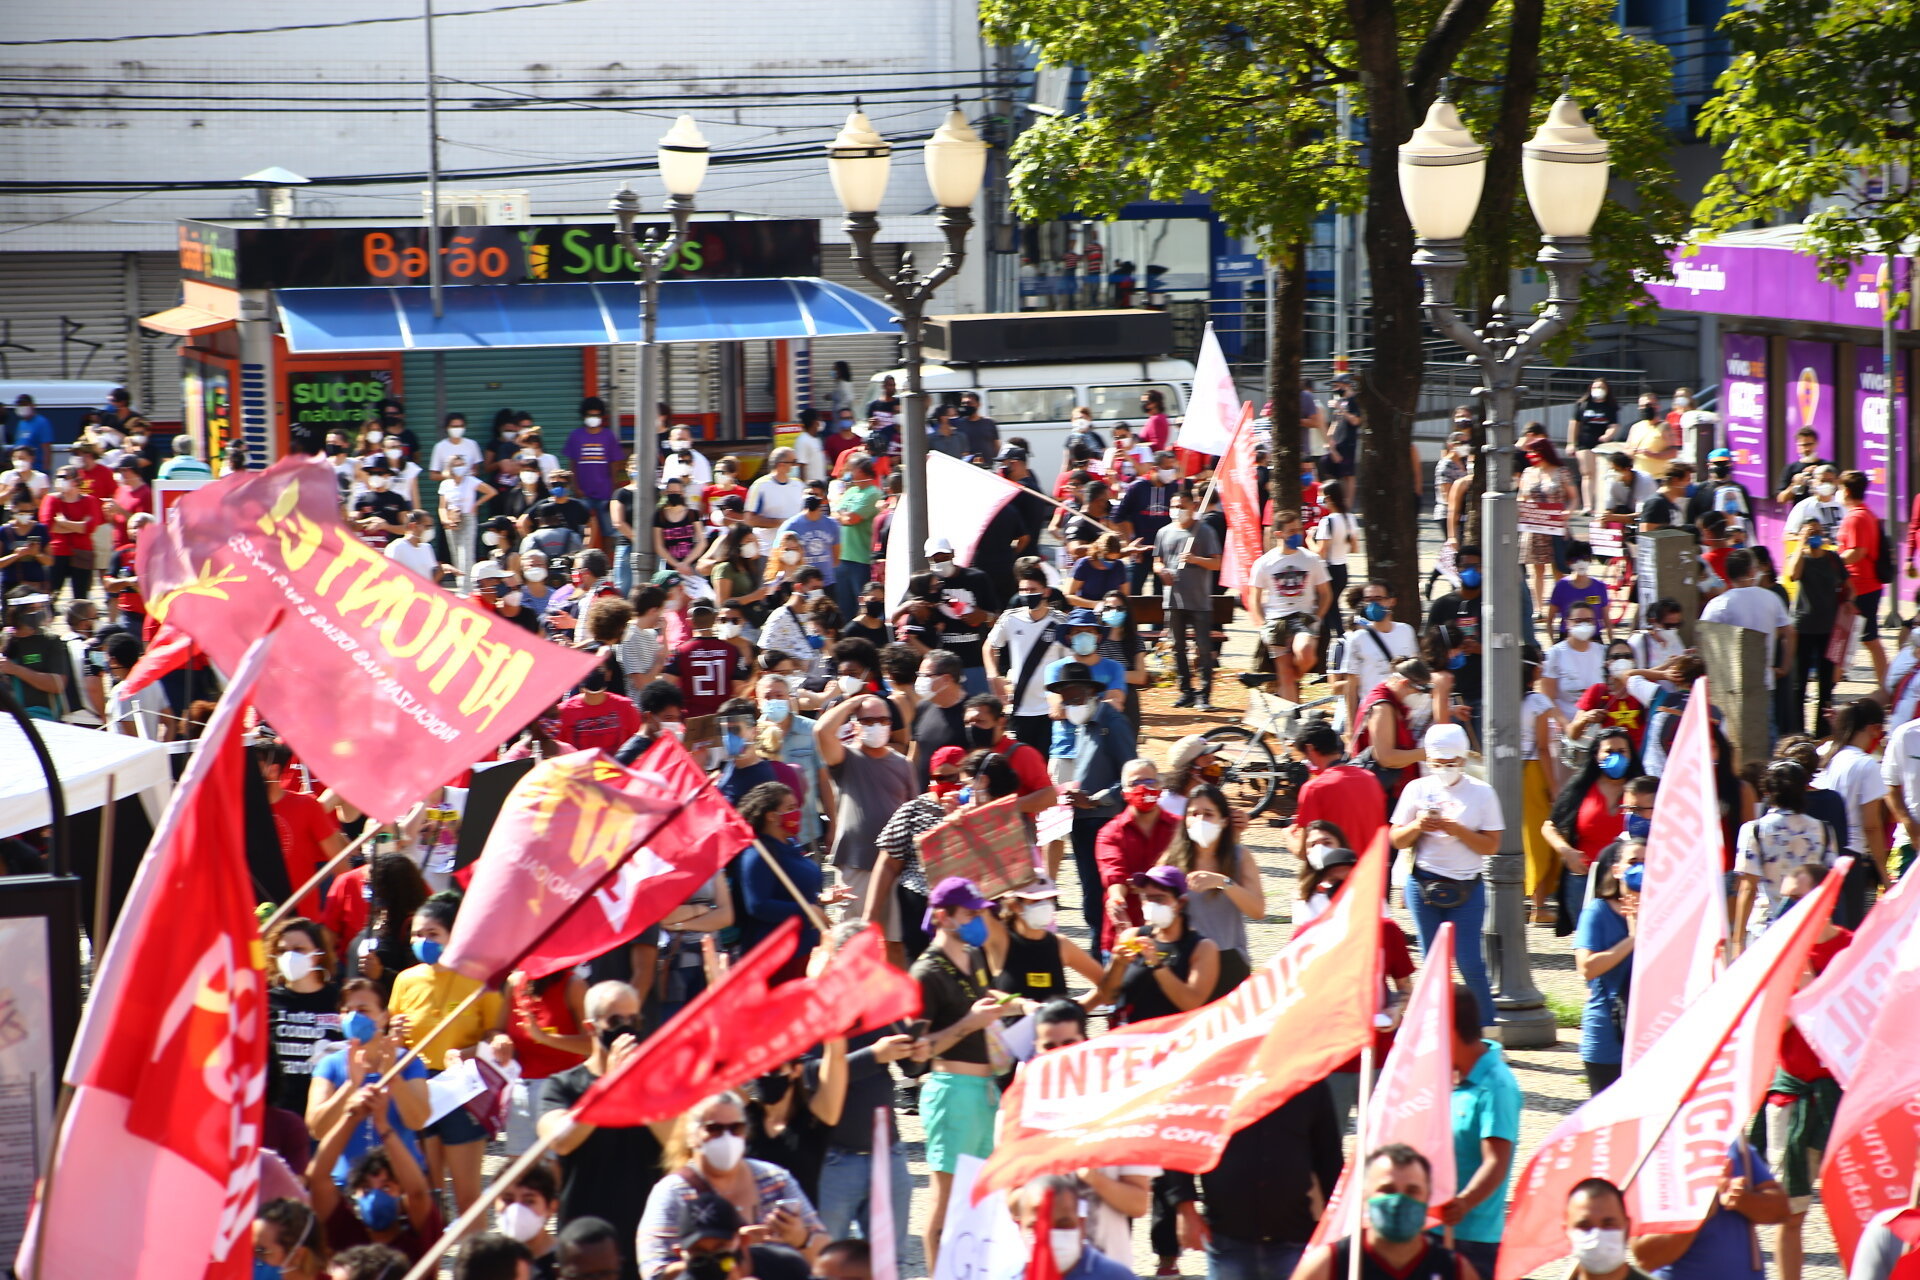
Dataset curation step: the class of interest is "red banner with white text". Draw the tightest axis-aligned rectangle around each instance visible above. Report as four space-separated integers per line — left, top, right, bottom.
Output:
1215 403 1262 609
1789 867 1920 1088
137 456 598 820
1821 954 1920 1267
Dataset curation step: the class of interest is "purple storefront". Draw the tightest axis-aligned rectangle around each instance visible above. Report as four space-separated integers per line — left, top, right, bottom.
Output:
1646 228 1917 598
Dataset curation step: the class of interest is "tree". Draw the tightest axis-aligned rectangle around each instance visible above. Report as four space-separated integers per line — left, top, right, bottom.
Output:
1694 0 1920 288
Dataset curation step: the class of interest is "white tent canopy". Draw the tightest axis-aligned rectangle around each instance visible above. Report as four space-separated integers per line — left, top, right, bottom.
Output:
0 718 173 840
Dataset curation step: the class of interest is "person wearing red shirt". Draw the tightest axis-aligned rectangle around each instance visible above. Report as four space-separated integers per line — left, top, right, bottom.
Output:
1836 469 1888 688
554 674 642 754
320 862 373 963
1138 389 1172 451
960 695 1057 813
1094 760 1177 952
37 465 105 604
664 602 749 749
68 442 116 504
256 743 347 920
1305 848 1416 1126
106 457 152 546
1291 720 1388 861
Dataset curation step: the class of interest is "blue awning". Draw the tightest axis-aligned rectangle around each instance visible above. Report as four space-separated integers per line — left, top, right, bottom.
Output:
275 278 900 353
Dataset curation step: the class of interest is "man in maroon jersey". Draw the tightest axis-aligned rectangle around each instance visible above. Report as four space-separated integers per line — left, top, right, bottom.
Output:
663 602 750 755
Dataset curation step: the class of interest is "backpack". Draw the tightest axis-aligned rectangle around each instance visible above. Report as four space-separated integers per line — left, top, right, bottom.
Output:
1873 515 1896 590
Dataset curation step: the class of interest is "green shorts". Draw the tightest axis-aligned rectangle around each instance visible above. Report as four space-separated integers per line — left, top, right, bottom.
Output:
921 1071 1000 1174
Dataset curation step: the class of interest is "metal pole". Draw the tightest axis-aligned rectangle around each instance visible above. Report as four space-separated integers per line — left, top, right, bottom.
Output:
612 189 695 583
1884 232 1900 616
424 0 442 322
900 292 930 563
1333 88 1351 374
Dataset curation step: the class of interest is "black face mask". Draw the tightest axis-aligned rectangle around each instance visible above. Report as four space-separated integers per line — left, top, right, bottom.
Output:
1014 592 1044 609
861 600 883 618
966 725 997 750
597 1018 635 1051
752 1070 793 1105
581 668 609 693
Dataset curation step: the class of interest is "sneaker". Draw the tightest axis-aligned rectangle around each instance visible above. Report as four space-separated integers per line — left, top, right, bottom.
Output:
1172 692 1196 708
1193 697 1217 713
1236 671 1272 689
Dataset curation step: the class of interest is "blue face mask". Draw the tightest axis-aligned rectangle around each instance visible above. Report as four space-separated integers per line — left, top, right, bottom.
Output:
412 937 444 965
342 1010 379 1044
254 1261 284 1280
1361 602 1390 623
1623 812 1652 839
1284 533 1305 550
1366 1193 1427 1244
956 786 973 806
804 631 825 650
1459 567 1483 589
722 730 748 758
549 485 569 499
762 699 790 722
1447 652 1467 670
355 1188 401 1231
1102 609 1128 628
956 916 989 947
1596 751 1629 778
1623 862 1646 892
1070 633 1098 656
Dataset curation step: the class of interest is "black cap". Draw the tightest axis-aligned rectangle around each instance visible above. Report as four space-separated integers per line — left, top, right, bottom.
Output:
1046 661 1101 694
996 445 1028 463
676 1194 744 1248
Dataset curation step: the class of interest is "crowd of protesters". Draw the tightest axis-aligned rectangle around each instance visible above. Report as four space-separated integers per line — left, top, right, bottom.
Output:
7 374 1920 1280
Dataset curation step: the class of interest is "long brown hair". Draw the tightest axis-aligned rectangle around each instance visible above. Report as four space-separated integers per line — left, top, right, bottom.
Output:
659 1090 747 1174
264 917 334 988
1160 783 1243 879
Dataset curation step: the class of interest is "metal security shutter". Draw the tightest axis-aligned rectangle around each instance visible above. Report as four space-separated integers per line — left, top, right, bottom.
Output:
744 339 775 416
813 242 903 408
0 251 132 387
401 348 583 454
134 251 188 423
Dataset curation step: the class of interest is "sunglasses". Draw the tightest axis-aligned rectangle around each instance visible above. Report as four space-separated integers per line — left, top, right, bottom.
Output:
700 1121 749 1138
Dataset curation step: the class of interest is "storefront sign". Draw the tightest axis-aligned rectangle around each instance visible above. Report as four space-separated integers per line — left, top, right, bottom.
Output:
1722 334 1773 554
287 368 395 430
1645 242 1915 330
180 220 821 290
1785 340 1836 463
1854 349 1903 519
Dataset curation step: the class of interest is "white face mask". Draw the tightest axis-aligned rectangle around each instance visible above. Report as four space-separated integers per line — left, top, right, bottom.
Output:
1020 901 1057 930
523 566 548 583
837 675 865 696
1429 763 1464 786
716 621 742 640
1185 815 1224 847
449 462 467 476
482 532 500 547
1608 658 1633 678
583 416 602 428
1402 690 1432 719
1815 482 1836 499
11 460 27 472
859 723 890 749
931 559 956 578
367 431 384 444
520 472 540 485
503 590 524 609
914 675 937 699
1570 561 1591 577
385 447 403 460
275 950 317 983
781 549 802 565
741 539 761 558
1050 1230 1083 1273
368 475 391 490
1065 701 1096 725
1141 900 1177 929
446 426 465 439
1305 839 1338 867
701 1133 746 1172
498 1201 545 1242
1156 468 1176 484
1567 1228 1626 1274
1568 622 1597 641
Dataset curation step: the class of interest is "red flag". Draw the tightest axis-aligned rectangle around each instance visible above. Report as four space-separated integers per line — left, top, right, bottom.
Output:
974 835 1387 1198
1818 942 1920 1265
1214 403 1261 611
19 636 276 1280
137 456 598 820
1309 922 1459 1249
1789 866 1920 1087
1495 860 1847 1280
113 621 195 699
439 737 750 984
570 920 920 1129
1025 1187 1061 1280
1624 678 1727 1065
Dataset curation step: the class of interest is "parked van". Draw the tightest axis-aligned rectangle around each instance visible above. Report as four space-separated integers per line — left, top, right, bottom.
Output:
868 358 1194 491
1 381 123 469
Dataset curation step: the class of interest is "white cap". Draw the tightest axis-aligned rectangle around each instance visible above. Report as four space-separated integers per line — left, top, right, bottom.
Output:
1424 723 1471 758
472 563 510 581
924 536 955 556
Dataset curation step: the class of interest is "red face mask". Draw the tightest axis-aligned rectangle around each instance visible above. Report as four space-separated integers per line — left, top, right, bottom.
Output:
1124 785 1163 812
930 778 961 797
779 810 803 837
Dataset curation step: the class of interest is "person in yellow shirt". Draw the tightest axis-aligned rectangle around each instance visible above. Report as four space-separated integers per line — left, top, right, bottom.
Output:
388 891 504 1221
1624 393 1676 477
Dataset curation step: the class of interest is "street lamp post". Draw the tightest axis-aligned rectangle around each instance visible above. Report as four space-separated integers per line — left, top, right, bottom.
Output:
827 106 987 572
611 115 710 583
1399 93 1611 1049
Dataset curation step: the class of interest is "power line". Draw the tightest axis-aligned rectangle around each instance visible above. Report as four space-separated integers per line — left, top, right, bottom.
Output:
0 67 1003 86
0 82 1015 111
0 0 608 46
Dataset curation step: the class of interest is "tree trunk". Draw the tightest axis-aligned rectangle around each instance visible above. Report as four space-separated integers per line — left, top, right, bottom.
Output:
1266 241 1309 524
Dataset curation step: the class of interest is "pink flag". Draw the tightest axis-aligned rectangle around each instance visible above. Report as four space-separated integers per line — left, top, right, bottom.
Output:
1215 403 1261 607
1789 866 1920 1087
1623 678 1727 1065
1820 952 1920 1266
870 1106 898 1280
1308 923 1459 1248
1173 324 1241 456
1496 861 1847 1280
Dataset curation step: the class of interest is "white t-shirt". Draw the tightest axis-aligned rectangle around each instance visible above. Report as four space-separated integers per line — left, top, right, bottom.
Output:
1248 547 1329 620
1541 640 1606 719
1881 720 1920 827
1312 511 1356 566
660 446 714 490
1815 743 1889 854
384 536 440 580
1077 1166 1157 1265
792 431 829 482
1783 495 1844 537
6 465 48 499
986 609 1069 717
1629 625 1686 671
1520 690 1557 759
437 474 483 515
1889 647 1920 727
748 474 808 525
1392 772 1505 879
108 677 171 739
1339 621 1418 699
1700 586 1793 688
428 436 483 475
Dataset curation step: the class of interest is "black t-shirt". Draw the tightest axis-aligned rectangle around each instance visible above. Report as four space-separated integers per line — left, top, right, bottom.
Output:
351 490 410 547
865 396 901 419
611 488 635 547
1425 591 1484 702
750 1245 811 1280
1572 398 1618 448
746 1091 833 1204
926 566 998 670
911 697 968 788
541 1065 663 1276
267 982 344 1113
909 946 992 1064
0 521 50 593
1176 1083 1343 1244
5 632 74 715
1776 455 1833 498
533 497 593 533
1637 493 1688 529
654 509 702 563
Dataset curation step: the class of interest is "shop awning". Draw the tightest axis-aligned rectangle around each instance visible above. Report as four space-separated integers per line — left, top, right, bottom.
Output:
275 279 900 353
138 303 236 337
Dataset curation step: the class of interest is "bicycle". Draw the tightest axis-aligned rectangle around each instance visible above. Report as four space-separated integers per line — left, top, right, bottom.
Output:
1201 688 1339 818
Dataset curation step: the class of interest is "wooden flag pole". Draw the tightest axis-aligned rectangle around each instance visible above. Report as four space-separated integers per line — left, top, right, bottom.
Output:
90 775 117 959
261 823 382 934
1349 1042 1373 1280
401 1118 579 1280
754 839 835 936
380 984 490 1082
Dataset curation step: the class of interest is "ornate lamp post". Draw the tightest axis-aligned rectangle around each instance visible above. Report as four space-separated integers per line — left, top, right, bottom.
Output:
827 105 987 570
1399 92 1611 1048
611 114 710 582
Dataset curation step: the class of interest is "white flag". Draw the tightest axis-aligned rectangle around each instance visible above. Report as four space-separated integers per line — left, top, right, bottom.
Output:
1173 323 1241 456
883 451 1027 614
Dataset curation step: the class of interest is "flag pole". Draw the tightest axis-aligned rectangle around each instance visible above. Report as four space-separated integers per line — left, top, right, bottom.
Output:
383 985 491 1080
401 1118 579 1280
90 774 117 957
1021 484 1125 540
754 839 835 935
1349 1041 1373 1280
261 823 383 933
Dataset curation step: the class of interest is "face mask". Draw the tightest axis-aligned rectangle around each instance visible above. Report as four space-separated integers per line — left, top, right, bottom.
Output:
836 675 866 696
11 460 27 472
1124 784 1163 811
721 730 748 758
1429 763 1463 786
254 1259 283 1280
597 1019 635 1052
1815 482 1836 499
753 1070 793 1105
498 1201 545 1242
1361 602 1390 623
1596 751 1629 779
1608 658 1633 678
1403 691 1432 719
1366 1193 1427 1244
550 485 570 499
342 1010 379 1044
1571 561 1592 577
449 463 467 476
860 723 891 749
956 916 990 946
1806 535 1825 550
1568 622 1597 641
780 549 802 565
1021 901 1057 930
1156 468 1177 484
1459 567 1482 589
1070 633 1098 656
762 698 790 723
914 674 937 699
583 415 603 428
1567 1228 1627 1274
1102 608 1128 628
1050 1230 1083 1273
412 937 444 965
481 532 501 548
367 475 391 490
741 539 761 558
276 950 317 983
1284 533 1305 550
931 559 957 579
366 431 384 445
582 669 610 694
701 1133 746 1172
1623 861 1647 890
355 1188 401 1231
1448 653 1467 670
1142 900 1177 929
716 621 742 640
523 566 549 583
1185 815 1224 846
1065 701 1096 725
384 448 404 462
965 726 998 751
503 591 525 609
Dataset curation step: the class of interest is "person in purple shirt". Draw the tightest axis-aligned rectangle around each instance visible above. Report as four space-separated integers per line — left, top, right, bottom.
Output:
1548 553 1611 638
563 395 624 527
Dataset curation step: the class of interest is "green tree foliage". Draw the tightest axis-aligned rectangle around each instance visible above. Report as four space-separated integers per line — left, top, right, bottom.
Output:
1695 0 1920 286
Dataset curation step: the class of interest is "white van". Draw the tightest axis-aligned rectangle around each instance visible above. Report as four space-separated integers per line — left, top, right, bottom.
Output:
868 359 1194 491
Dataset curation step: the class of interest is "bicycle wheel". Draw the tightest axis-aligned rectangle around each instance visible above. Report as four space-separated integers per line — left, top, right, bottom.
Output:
1201 724 1280 817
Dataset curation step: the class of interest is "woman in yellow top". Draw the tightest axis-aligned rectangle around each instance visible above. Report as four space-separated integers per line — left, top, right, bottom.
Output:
388 890 504 1220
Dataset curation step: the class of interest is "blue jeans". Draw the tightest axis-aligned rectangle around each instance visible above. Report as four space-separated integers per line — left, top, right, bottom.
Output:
1207 1235 1304 1280
613 542 633 596
815 1142 912 1263
835 559 872 619
1404 871 1494 1028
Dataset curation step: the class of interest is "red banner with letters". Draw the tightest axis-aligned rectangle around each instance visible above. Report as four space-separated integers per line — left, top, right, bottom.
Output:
1820 952 1920 1267
1215 403 1262 610
569 920 921 1129
973 836 1388 1197
136 456 598 820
